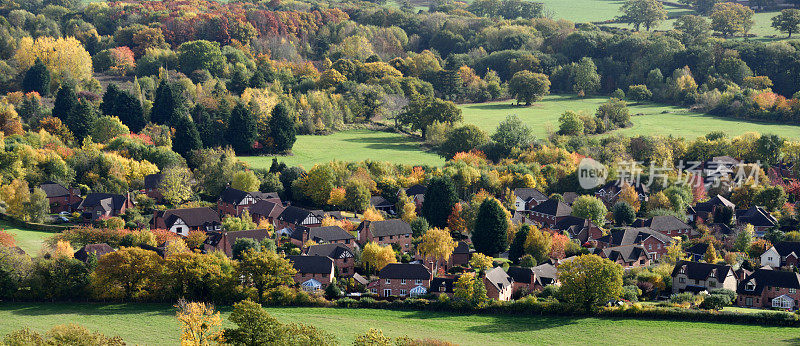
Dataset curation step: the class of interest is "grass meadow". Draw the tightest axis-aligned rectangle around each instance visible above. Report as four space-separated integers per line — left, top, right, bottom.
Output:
0 220 52 255
0 303 798 345
459 95 800 139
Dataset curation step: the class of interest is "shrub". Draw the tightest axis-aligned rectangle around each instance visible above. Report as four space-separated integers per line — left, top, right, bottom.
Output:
669 292 697 305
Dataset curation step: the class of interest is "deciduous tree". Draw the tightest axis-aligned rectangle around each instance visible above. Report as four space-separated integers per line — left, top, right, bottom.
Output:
558 254 624 312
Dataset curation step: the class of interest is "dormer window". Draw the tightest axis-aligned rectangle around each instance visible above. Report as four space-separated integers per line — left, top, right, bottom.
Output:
680 266 686 274
709 270 715 278
745 282 755 291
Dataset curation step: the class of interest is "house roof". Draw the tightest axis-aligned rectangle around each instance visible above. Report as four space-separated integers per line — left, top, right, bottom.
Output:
352 273 368 285
672 260 733 283
515 188 547 203
249 200 285 219
78 193 128 212
430 277 456 293
279 205 314 225
370 195 393 208
772 242 800 257
562 192 579 205
304 226 355 242
157 207 221 228
531 263 558 286
694 195 735 213
531 199 572 217
144 174 163 190
250 191 280 201
378 263 431 280
738 268 800 295
597 227 674 247
38 182 71 198
453 241 470 254
203 229 271 255
553 216 595 240
686 243 709 256
737 206 778 228
484 267 513 291
287 255 334 275
632 216 691 233
305 243 353 259
74 243 114 262
405 184 427 196
600 244 648 263
360 219 412 237
507 266 534 284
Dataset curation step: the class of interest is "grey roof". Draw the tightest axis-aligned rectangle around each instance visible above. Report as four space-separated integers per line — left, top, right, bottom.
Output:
737 206 778 228
738 268 800 295
453 241 470 254
562 192 579 205
219 187 250 205
484 267 513 291
672 260 733 283
598 227 674 247
600 244 648 263
694 195 735 213
507 266 534 284
308 226 355 242
74 243 114 262
430 277 456 293
287 255 334 275
632 215 691 233
158 207 220 228
531 199 572 217
360 219 412 237
531 263 558 286
771 242 800 257
305 243 353 259
352 273 368 285
38 182 70 198
378 263 430 280
515 188 547 203
686 243 709 256
78 193 128 212
405 184 427 196
279 205 314 225
249 200 285 219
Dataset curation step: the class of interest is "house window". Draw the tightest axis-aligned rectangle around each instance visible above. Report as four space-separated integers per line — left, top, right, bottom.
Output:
746 297 753 306
400 289 407 296
790 288 797 294
709 281 716 288
648 244 652 250
416 279 423 285
401 279 406 285
679 278 685 283
383 289 391 296
371 288 377 294
379 237 384 241
746 282 755 291
439 285 446 292
768 257 773 261
385 279 391 284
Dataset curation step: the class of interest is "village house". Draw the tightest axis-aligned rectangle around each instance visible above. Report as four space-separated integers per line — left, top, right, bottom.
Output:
151 207 221 236
143 173 164 202
552 216 603 245
736 206 778 235
374 263 431 298
514 188 548 212
73 243 114 263
672 260 738 294
737 267 800 310
594 181 648 207
760 242 800 269
290 225 356 248
217 187 275 217
693 195 736 224
427 241 472 274
528 262 559 290
287 255 335 292
484 267 514 301
305 243 355 275
370 196 395 214
528 199 572 227
632 215 693 237
402 184 427 209
76 192 134 222
429 277 456 297
686 243 711 262
37 181 81 213
275 205 323 235
203 229 271 257
356 219 413 251
249 200 285 224
507 266 536 294
595 227 674 260
597 245 650 269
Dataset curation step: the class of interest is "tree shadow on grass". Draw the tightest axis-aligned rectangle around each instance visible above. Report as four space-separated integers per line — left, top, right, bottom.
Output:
341 135 429 153
397 309 579 333
465 103 520 111
1 302 175 317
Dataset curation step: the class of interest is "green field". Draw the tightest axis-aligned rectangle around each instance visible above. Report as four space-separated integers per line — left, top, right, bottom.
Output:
240 129 443 169
0 303 798 345
0 220 52 255
460 95 800 139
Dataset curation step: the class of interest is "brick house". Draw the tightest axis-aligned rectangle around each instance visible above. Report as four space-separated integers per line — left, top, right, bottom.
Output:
671 260 738 294
597 244 650 269
693 195 736 224
507 266 537 294
594 181 648 207
484 267 513 301
760 242 800 269
143 173 164 202
287 255 335 291
38 181 81 213
632 215 693 238
736 206 778 235
290 225 356 248
73 243 114 263
203 229 271 257
76 192 134 222
249 200 285 225
305 243 355 276
528 199 573 227
151 207 221 236
217 187 262 217
427 241 472 273
403 184 427 209
552 216 603 244
737 268 800 310
595 227 674 261
370 196 395 214
514 188 548 212
356 219 413 252
429 277 456 297
275 206 323 235
374 263 431 298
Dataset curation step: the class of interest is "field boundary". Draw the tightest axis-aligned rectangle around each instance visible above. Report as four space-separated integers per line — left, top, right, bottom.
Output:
0 213 71 233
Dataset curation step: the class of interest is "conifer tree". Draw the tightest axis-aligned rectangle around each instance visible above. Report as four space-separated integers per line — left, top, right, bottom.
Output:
269 103 296 153
172 114 202 158
421 176 458 228
226 103 257 154
52 83 78 121
22 58 50 96
68 99 97 141
472 198 510 256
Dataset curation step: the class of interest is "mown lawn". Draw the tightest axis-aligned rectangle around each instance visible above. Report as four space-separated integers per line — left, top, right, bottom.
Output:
240 129 443 169
0 220 53 255
0 303 798 345
460 95 800 139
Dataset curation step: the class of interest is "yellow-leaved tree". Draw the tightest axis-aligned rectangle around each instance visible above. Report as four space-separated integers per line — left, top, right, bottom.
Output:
175 299 224 346
360 242 396 273
417 227 456 276
15 36 93 84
